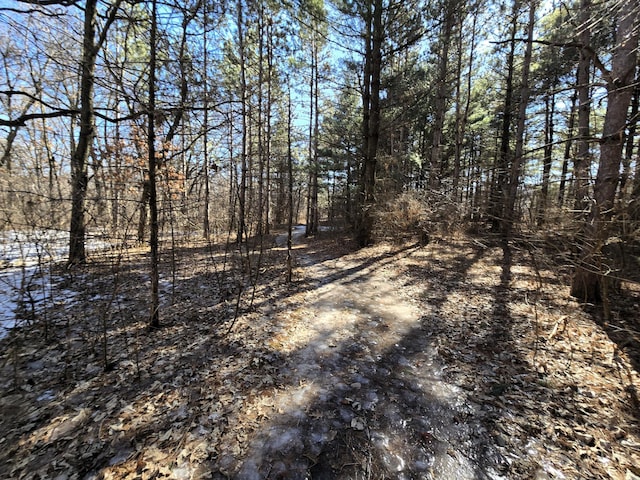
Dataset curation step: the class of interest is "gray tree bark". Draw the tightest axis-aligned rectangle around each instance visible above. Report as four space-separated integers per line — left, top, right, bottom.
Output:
68 0 122 265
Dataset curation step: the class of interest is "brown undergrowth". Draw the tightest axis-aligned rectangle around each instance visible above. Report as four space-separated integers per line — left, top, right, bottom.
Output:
0 231 639 479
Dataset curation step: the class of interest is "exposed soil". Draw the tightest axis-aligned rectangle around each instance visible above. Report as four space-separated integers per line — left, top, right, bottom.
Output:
1 229 639 479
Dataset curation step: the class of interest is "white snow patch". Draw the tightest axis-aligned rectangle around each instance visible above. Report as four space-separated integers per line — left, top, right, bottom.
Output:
0 230 111 338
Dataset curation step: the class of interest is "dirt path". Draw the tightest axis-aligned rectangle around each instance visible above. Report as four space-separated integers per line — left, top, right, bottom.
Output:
2 230 639 479
231 230 506 479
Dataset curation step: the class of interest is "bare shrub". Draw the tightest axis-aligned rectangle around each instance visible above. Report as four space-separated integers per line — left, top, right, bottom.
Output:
373 190 462 243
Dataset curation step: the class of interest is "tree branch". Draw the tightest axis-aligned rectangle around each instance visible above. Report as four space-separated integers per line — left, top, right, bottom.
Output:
96 0 125 52
15 0 78 5
0 90 66 111
0 6 49 14
0 109 79 127
491 37 613 81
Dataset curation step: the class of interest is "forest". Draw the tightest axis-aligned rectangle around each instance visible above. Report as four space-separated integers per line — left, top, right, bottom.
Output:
1 0 640 478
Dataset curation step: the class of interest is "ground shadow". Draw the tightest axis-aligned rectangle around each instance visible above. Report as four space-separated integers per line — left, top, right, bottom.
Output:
217 235 511 479
1 231 638 479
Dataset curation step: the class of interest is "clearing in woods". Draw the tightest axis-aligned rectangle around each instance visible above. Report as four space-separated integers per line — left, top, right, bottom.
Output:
0 228 639 479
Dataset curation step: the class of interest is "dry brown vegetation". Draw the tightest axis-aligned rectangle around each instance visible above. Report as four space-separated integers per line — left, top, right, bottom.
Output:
1 230 640 479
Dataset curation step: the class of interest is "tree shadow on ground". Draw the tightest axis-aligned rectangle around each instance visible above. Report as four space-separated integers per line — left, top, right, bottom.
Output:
545 240 640 419
581 291 640 417
218 236 513 479
2 232 638 479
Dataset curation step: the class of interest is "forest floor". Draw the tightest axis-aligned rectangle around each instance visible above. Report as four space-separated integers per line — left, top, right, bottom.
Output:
1 228 640 479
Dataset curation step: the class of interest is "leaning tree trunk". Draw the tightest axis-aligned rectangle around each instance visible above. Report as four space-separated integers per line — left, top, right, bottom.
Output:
571 0 639 302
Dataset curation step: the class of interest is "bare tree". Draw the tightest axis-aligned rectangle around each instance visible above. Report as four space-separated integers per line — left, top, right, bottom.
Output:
68 0 123 265
148 0 160 328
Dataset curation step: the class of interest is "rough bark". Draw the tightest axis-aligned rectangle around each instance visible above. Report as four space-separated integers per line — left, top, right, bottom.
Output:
357 0 383 247
149 0 160 328
573 0 592 215
571 0 639 302
67 0 98 265
67 0 122 265
502 0 536 236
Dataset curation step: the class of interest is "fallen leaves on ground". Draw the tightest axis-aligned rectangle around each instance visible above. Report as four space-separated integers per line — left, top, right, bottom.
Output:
0 232 638 479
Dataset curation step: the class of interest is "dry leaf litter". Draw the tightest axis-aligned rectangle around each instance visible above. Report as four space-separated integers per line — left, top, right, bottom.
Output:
0 228 639 479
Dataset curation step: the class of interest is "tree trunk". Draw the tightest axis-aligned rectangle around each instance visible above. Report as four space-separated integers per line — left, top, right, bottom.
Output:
68 0 98 265
571 0 639 302
558 88 577 206
237 0 248 244
148 0 160 328
619 71 639 199
489 0 518 232
203 0 211 240
573 0 592 215
67 0 122 265
538 87 556 223
502 0 536 236
453 7 476 202
593 5 638 220
357 0 383 246
306 36 318 237
429 7 454 190
287 79 294 283
312 38 320 233
137 179 150 243
1 92 37 171
265 18 274 235
257 4 266 236
631 141 640 221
